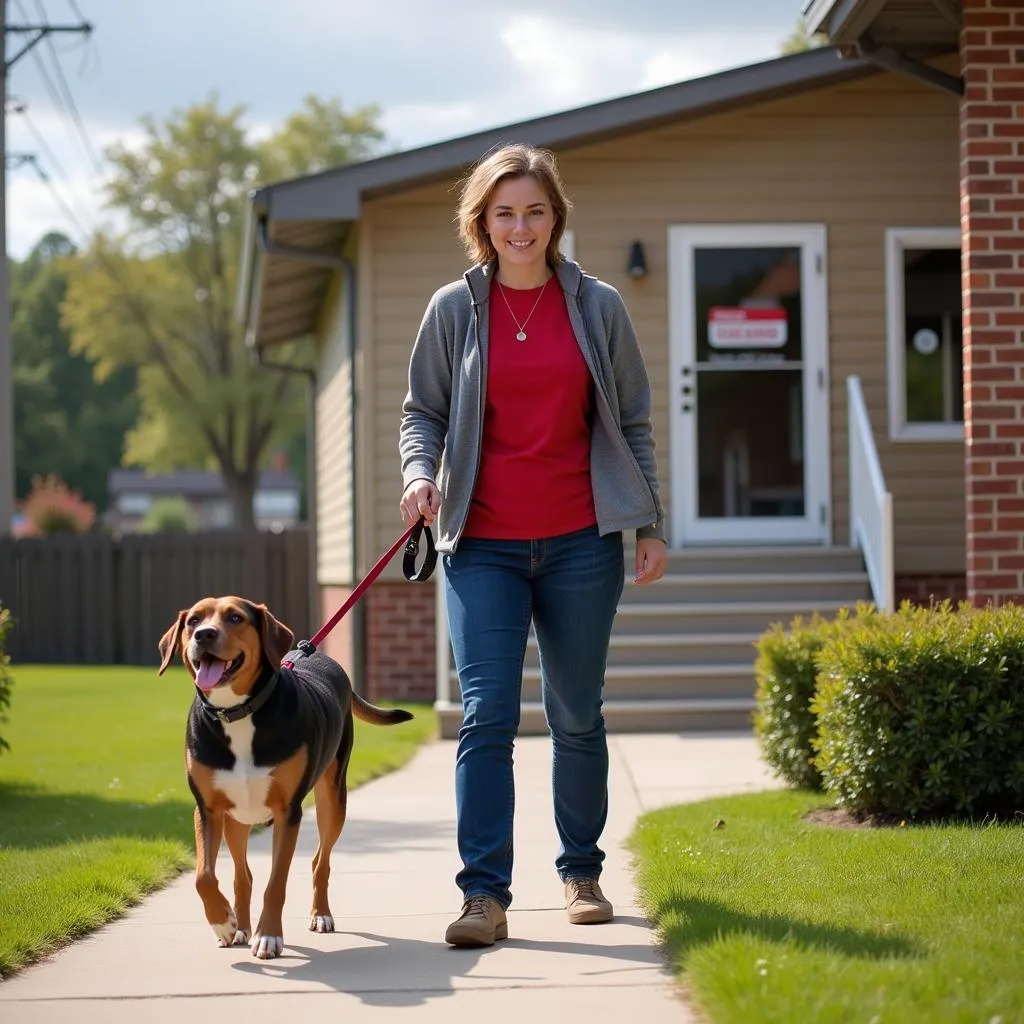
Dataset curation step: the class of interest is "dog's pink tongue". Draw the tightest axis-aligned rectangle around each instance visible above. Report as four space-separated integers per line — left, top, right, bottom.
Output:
196 656 226 692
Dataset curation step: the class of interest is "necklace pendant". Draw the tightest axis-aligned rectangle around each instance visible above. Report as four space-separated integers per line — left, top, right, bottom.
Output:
516 330 527 342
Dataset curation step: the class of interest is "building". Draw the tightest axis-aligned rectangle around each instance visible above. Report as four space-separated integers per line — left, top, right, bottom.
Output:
236 8 1005 733
107 466 301 533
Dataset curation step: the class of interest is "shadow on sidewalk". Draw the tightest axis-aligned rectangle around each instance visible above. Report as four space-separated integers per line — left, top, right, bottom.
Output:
291 817 457 858
228 918 671 1008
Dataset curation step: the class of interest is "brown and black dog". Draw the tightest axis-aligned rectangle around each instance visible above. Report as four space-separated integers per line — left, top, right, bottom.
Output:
158 596 413 959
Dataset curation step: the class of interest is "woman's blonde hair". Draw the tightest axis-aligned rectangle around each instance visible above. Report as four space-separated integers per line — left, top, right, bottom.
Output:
456 143 572 267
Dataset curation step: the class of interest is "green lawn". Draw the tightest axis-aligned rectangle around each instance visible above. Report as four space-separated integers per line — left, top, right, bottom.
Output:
0 664 436 977
629 788 1024 1024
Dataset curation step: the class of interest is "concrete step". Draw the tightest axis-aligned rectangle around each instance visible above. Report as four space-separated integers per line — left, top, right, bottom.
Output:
436 697 756 738
448 662 756 704
523 630 762 668
611 599 852 634
662 545 866 575
618 571 871 604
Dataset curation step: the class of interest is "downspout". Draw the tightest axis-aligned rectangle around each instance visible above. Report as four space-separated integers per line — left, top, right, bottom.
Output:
248 214 365 693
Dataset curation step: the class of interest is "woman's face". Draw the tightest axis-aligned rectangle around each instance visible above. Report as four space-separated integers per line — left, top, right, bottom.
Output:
483 175 556 274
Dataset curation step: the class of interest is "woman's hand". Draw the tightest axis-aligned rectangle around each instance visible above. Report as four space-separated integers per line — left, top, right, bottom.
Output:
400 478 441 526
634 537 667 586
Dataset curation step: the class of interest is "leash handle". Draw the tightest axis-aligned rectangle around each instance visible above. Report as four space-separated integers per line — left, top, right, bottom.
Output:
283 518 435 667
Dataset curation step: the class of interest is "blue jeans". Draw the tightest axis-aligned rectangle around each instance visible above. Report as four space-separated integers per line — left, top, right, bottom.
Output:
443 525 625 909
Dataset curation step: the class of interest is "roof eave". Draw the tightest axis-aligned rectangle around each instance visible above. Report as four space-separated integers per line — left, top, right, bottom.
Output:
262 46 868 223
802 0 882 41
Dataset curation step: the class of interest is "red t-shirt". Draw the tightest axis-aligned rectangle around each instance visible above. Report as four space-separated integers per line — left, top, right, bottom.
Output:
462 277 597 540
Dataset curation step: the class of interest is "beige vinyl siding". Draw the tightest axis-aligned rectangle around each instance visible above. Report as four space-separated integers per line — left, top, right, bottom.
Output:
314 258 355 585
361 64 963 577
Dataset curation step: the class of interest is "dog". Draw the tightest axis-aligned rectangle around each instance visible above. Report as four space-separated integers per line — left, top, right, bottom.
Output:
157 595 413 959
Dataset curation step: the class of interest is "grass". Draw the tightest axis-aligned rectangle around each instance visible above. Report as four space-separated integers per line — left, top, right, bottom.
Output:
0 664 436 977
629 788 1024 1024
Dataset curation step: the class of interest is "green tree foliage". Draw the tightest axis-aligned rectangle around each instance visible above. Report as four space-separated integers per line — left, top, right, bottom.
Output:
62 95 386 527
12 232 138 509
781 17 828 54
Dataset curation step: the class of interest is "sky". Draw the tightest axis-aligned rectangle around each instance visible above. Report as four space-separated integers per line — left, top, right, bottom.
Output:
4 0 809 258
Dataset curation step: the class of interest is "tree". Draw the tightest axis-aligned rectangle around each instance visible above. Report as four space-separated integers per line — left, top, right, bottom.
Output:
12 232 138 509
62 95 387 527
781 17 828 54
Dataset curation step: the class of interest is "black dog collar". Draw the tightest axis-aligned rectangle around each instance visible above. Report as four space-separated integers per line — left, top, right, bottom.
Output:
197 669 280 725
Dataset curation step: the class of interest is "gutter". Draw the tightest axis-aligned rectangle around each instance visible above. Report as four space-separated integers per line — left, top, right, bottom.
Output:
244 211 365 693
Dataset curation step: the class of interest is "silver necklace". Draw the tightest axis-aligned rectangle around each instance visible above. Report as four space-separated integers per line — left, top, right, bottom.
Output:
497 277 549 342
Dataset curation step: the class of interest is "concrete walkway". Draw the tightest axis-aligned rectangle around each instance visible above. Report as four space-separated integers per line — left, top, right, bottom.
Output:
0 731 780 1022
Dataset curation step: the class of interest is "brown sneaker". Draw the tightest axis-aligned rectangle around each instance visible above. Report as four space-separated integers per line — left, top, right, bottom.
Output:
444 896 508 947
565 877 613 924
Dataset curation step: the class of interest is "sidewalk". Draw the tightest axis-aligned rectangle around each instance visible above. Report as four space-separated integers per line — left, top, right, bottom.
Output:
0 731 780 1023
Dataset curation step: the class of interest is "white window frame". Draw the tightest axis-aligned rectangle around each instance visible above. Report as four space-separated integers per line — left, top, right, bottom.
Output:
885 227 964 443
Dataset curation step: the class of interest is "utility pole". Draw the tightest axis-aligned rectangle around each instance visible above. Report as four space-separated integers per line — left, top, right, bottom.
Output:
0 0 92 535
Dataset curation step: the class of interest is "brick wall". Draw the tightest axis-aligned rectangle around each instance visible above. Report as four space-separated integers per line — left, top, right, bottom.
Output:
895 573 968 607
960 0 1024 605
364 581 437 702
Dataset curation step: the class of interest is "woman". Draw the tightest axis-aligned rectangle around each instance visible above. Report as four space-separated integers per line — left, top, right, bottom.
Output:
399 142 667 948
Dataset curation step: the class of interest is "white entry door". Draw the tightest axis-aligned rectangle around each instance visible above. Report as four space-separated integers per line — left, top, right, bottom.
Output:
668 225 831 545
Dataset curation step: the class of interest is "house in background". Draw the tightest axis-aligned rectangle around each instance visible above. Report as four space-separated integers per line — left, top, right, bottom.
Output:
236 7 1003 735
107 465 301 534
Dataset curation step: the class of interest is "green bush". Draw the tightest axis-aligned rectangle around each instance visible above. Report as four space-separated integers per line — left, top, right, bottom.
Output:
0 605 13 755
813 601 1024 819
138 496 194 533
754 605 877 790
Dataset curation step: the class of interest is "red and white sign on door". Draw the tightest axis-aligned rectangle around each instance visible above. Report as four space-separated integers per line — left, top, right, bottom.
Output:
708 306 788 349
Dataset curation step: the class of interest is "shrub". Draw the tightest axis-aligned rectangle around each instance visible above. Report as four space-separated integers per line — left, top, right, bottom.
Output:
813 601 1024 819
0 606 13 755
754 604 877 790
138 497 194 533
20 474 96 535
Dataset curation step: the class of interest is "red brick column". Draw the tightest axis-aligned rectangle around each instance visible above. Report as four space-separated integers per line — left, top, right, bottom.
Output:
960 0 1024 605
365 582 437 702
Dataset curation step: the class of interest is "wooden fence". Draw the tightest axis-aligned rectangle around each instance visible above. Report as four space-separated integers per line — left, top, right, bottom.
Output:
0 529 312 665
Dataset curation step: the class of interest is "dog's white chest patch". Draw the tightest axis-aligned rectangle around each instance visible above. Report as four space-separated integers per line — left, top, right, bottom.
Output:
214 719 273 825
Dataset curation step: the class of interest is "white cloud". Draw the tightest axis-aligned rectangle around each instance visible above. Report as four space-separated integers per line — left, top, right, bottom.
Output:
499 14 644 107
638 31 787 90
381 101 481 149
3 2 795 254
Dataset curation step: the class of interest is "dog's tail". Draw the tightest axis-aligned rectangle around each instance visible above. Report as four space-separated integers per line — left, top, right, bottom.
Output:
352 691 414 726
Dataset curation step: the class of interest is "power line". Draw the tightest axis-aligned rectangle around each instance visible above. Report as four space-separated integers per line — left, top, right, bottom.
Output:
33 0 103 173
7 150 92 242
0 0 93 534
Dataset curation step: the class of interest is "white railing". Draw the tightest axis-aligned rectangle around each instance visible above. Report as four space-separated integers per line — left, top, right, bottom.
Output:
847 375 895 612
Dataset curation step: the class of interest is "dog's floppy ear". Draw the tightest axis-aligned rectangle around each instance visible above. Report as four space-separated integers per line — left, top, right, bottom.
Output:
250 603 294 669
157 610 188 676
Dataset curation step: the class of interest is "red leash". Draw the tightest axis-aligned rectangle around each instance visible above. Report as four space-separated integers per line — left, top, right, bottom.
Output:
282 517 436 668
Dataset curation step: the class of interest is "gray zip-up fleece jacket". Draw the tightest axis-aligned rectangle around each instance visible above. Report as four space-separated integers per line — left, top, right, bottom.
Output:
400 258 666 553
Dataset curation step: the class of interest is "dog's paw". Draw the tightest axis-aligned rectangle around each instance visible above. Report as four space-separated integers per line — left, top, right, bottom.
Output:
251 933 284 959
231 927 251 946
212 912 238 947
309 914 335 934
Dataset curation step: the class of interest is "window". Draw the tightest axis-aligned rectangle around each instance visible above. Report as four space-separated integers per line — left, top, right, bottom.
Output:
254 490 300 519
118 493 152 515
886 228 964 441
